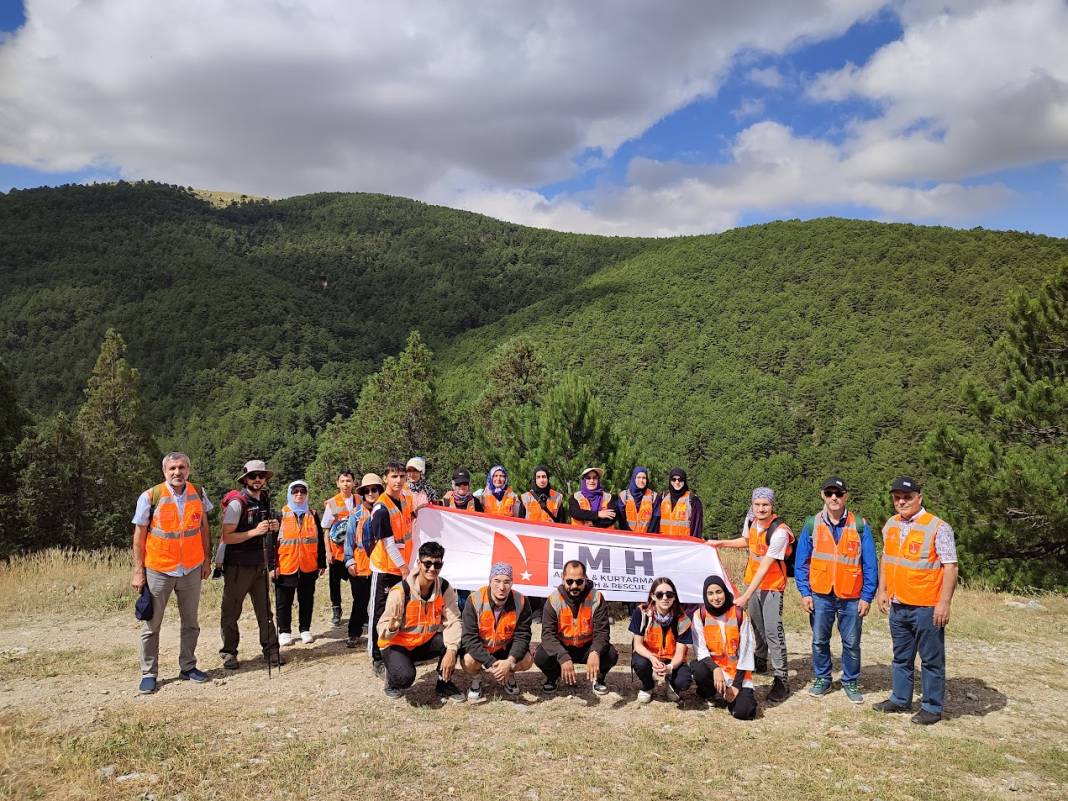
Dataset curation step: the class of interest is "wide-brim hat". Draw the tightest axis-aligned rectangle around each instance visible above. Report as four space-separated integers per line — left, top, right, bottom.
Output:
579 466 604 480
236 459 274 482
357 473 385 495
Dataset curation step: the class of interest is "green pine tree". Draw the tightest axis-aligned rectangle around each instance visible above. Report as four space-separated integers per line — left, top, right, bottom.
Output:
0 361 31 556
15 413 89 550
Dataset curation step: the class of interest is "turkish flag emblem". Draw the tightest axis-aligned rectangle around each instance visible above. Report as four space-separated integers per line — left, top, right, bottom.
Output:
491 531 549 585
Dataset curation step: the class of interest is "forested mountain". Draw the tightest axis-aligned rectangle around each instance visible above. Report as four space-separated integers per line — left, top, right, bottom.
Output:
1 182 1064 586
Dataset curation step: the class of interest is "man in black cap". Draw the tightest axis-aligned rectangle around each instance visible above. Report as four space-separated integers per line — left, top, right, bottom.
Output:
794 476 877 704
873 476 958 725
439 469 484 511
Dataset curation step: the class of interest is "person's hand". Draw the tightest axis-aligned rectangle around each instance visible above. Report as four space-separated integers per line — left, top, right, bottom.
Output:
318 568 326 577
877 589 889 615
271 569 279 580
201 565 210 581
933 600 951 628
131 566 146 592
347 565 359 578
858 600 871 618
801 596 814 614
440 649 457 681
488 659 511 683
267 518 281 533
560 660 577 685
597 509 616 520
586 651 601 682
251 521 270 537
723 684 739 702
713 666 726 696
400 564 410 579
708 540 723 548
735 591 751 609
650 656 667 677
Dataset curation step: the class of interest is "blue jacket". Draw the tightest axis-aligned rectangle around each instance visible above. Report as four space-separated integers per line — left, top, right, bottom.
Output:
794 509 877 603
343 505 373 568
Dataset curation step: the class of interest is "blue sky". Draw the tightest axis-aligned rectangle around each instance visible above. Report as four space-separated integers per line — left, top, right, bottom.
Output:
1 1 1066 237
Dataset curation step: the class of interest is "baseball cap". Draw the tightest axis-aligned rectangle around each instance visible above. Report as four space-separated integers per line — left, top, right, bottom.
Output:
821 475 847 492
890 476 921 493
452 468 471 484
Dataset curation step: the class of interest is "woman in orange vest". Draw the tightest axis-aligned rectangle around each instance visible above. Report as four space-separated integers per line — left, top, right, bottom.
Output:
343 473 381 648
273 481 326 647
568 466 616 528
440 468 484 511
658 468 704 538
614 466 660 533
521 465 565 523
477 465 525 517
691 575 757 720
629 577 693 703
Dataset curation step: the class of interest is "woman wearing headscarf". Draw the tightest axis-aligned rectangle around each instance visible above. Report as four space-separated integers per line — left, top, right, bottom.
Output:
568 466 616 528
658 468 704 539
273 480 326 647
690 575 757 719
475 465 525 517
629 576 693 703
614 466 660 533
520 465 566 524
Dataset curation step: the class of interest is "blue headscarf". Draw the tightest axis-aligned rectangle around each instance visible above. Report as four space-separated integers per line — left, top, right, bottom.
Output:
287 481 310 515
628 466 651 498
486 465 508 501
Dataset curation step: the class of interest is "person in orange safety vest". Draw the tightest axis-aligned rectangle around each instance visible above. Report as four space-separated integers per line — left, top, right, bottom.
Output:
629 577 692 704
272 481 326 647
321 469 357 629
691 575 758 720
460 562 534 701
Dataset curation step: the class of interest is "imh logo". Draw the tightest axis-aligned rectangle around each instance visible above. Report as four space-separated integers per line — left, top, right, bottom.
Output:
552 539 654 577
490 531 549 585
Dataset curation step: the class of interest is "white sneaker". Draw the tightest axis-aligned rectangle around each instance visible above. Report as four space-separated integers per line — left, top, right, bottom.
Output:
300 631 314 644
278 632 292 647
467 683 483 702
637 689 653 704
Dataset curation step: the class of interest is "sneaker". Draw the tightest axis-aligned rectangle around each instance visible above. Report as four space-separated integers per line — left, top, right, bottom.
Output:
300 631 314 644
767 677 790 703
753 656 768 674
372 660 385 677
664 680 680 702
467 683 484 703
637 689 653 704
345 637 359 649
842 681 864 704
221 654 239 670
331 606 342 626
138 675 156 694
808 677 833 697
872 699 912 713
503 677 520 696
911 709 942 725
542 679 558 693
592 679 609 695
179 668 209 683
384 686 403 700
278 632 292 647
436 679 466 703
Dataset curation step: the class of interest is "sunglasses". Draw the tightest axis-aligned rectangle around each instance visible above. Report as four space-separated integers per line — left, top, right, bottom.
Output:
421 559 444 569
564 578 586 587
247 472 268 480
670 477 685 483
653 590 675 600
291 488 308 495
823 489 844 498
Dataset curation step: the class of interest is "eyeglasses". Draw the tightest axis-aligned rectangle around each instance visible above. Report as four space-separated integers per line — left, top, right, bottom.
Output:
653 590 675 600
291 488 308 495
670 477 685 483
247 472 267 480
421 559 444 569
823 489 844 498
564 578 585 587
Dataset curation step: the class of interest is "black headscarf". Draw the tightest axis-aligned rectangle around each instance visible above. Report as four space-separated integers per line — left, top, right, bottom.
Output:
703 574 734 617
530 464 553 501
668 467 689 505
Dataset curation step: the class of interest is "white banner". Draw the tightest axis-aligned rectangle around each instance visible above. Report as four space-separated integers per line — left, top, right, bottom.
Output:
414 506 734 602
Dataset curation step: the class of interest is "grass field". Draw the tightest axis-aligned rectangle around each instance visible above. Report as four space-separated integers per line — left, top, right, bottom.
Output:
0 549 1065 801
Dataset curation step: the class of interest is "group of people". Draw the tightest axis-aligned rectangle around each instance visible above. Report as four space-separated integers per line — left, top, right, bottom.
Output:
131 453 958 724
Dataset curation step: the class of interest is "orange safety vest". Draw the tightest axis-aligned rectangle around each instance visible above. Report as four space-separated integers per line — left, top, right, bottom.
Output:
482 488 520 517
548 588 602 647
881 511 945 607
277 506 319 575
377 578 448 650
659 492 691 537
369 492 414 575
640 611 691 660
520 489 563 523
744 518 792 592
619 489 655 533
348 505 372 577
697 606 749 684
144 482 206 574
809 511 864 599
323 492 352 563
570 491 613 528
469 586 526 652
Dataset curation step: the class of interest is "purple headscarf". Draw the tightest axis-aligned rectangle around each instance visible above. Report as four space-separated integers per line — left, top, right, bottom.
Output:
579 469 605 512
486 465 508 501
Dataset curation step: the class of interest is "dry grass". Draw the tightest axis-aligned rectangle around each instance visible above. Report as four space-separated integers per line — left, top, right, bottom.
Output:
192 188 267 206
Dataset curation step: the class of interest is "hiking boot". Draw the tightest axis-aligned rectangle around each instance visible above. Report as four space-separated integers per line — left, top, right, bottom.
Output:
842 680 864 704
753 656 768 674
436 680 466 703
637 689 653 704
911 709 942 725
384 686 403 700
345 637 359 649
179 668 209 683
542 678 558 693
767 677 790 703
808 677 833 697
278 632 292 647
872 699 912 713
592 678 609 695
372 660 385 677
264 651 285 667
664 680 680 702
221 653 240 670
138 675 156 694
503 677 520 696
331 606 342 626
300 631 314 644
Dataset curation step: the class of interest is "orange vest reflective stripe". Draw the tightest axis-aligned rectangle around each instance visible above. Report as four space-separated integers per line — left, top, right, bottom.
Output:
482 488 520 516
369 492 414 575
277 506 319 575
144 482 206 573
378 579 446 650
881 511 944 606
570 491 612 528
697 607 749 684
469 586 525 652
323 493 352 562
744 519 792 592
659 493 691 537
641 612 691 660
520 490 563 523
809 512 864 599
619 489 655 533
548 589 600 647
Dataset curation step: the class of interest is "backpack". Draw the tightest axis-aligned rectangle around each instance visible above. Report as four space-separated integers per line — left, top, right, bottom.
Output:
213 489 252 572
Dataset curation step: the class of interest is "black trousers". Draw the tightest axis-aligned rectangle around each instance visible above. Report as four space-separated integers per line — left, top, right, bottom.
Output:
631 652 694 692
533 642 619 682
274 571 318 634
220 563 277 658
328 560 353 608
367 571 402 662
382 633 446 689
348 574 371 638
692 657 758 720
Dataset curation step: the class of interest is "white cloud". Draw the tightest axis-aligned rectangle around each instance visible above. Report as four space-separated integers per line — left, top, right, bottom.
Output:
745 66 785 89
731 97 766 120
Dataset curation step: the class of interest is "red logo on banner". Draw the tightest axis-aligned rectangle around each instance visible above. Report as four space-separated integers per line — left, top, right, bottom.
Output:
491 531 549 585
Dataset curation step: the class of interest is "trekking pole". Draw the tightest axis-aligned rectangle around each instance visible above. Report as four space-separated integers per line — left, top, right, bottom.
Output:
261 498 281 678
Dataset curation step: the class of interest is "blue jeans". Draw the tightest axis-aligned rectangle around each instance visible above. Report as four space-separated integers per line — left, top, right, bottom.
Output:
811 593 862 683
889 603 945 714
